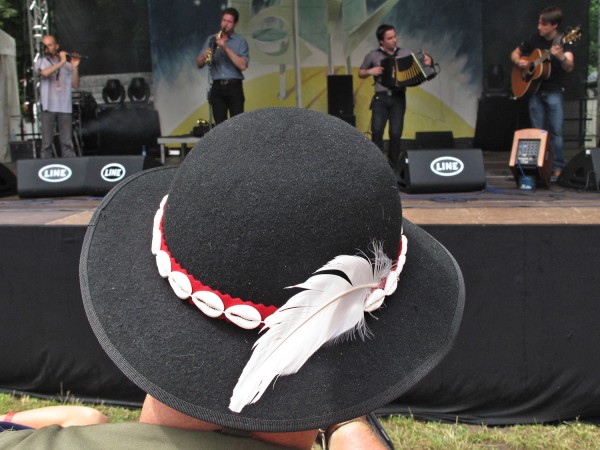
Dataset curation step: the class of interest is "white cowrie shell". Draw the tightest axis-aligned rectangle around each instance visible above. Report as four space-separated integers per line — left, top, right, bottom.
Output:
191 290 224 318
168 271 192 299
397 254 406 271
153 207 163 230
383 272 399 296
225 304 262 330
365 288 385 312
151 226 162 255
156 250 171 278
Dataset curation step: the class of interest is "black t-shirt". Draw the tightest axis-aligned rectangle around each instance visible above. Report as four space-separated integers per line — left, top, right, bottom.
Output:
518 32 573 92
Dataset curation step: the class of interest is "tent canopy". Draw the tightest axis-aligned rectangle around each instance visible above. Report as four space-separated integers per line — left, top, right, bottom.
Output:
0 28 21 162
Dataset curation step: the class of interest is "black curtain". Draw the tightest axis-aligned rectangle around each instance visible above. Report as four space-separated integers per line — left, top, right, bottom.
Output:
50 0 152 75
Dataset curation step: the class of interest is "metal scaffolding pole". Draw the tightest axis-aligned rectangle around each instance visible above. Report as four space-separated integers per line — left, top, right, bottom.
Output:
26 0 50 139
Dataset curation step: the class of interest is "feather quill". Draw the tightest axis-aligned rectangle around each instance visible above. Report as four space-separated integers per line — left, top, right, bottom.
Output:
229 244 394 413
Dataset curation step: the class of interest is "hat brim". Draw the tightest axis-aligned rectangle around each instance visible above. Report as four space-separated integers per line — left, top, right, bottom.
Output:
80 165 464 432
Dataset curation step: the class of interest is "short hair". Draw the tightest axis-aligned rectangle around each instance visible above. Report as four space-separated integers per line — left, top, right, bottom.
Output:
539 6 562 26
376 24 395 43
43 34 57 44
223 7 239 23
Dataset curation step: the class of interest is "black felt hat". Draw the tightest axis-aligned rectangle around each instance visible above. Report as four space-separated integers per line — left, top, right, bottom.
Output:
80 107 464 432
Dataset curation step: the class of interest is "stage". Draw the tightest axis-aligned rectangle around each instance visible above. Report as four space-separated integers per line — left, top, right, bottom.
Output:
1 150 600 423
3 151 600 226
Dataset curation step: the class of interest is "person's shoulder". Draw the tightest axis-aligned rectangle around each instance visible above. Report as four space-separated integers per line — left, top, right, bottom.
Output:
0 422 289 449
396 47 412 57
232 32 248 42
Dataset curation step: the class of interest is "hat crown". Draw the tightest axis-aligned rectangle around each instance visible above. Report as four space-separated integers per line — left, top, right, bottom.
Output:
162 108 402 308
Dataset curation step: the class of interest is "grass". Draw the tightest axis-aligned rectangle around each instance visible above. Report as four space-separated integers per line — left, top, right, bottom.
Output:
1 393 599 448
0 392 140 424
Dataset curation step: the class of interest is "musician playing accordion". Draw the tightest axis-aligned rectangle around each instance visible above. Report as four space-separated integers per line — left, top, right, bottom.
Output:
359 24 433 169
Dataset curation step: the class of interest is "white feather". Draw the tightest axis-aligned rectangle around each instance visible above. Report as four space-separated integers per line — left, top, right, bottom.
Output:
228 244 393 413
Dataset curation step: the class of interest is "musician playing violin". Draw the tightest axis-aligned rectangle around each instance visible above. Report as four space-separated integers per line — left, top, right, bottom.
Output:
358 24 432 170
511 6 575 180
35 35 81 158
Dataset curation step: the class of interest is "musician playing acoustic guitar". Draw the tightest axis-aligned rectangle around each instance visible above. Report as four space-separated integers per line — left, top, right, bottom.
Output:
510 6 575 180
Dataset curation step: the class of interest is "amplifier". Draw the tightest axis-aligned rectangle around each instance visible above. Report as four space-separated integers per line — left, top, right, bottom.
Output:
508 128 552 187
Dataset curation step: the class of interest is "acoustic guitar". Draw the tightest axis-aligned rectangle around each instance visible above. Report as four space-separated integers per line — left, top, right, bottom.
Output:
511 26 581 99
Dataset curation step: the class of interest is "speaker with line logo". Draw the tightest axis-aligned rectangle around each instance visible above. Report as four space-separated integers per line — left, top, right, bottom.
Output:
396 149 486 193
17 156 162 198
557 148 600 191
85 155 162 196
17 158 90 198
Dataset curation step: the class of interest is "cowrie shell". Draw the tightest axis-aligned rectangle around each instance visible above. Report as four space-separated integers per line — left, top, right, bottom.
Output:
383 272 399 296
365 288 385 312
191 290 224 318
225 304 262 329
153 208 163 230
168 270 192 299
156 250 171 278
151 226 162 255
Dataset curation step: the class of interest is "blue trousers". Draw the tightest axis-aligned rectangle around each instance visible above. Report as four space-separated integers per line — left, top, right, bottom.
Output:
370 91 406 166
528 90 565 172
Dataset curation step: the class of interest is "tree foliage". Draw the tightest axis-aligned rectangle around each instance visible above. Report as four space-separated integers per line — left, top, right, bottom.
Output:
0 0 18 28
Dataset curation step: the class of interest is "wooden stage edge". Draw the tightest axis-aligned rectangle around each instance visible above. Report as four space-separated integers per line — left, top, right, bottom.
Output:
2 187 600 226
2 152 600 226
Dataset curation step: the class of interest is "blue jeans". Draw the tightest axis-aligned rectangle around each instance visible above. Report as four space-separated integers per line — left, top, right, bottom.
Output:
528 90 565 172
370 91 406 166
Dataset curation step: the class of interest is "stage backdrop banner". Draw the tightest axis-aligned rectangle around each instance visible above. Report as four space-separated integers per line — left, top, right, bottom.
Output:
147 0 482 140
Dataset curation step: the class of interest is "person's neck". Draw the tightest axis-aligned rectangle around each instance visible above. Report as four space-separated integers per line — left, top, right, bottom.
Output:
545 30 558 41
139 395 317 449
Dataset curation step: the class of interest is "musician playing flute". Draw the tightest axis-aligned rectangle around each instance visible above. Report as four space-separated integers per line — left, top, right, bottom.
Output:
35 35 81 158
196 7 249 125
511 6 575 180
358 24 432 169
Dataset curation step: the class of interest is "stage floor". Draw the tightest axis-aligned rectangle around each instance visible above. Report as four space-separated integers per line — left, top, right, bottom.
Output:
2 151 600 226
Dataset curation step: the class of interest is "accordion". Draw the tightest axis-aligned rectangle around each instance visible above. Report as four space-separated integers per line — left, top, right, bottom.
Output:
380 51 438 88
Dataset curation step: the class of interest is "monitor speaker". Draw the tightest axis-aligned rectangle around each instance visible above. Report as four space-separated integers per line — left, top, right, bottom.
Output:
396 149 486 193
0 163 17 197
327 75 354 121
508 128 552 187
17 156 162 198
557 148 600 191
